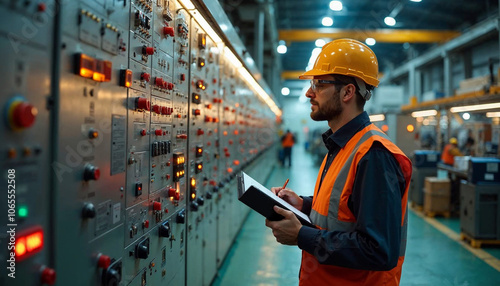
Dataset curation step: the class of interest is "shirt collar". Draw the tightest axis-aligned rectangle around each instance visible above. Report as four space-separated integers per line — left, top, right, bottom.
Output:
322 111 372 151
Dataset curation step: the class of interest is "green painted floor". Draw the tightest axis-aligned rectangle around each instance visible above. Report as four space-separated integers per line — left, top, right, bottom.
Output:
212 147 500 286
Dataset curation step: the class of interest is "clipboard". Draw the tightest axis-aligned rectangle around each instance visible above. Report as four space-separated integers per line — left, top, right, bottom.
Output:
237 171 315 228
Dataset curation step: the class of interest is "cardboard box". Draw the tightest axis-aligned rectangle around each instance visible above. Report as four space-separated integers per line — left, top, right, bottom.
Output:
424 177 451 212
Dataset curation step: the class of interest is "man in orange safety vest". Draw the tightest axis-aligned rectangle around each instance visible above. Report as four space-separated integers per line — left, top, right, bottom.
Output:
265 39 412 286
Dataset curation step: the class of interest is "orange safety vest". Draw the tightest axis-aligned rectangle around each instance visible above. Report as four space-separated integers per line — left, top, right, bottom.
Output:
441 144 455 165
299 124 412 286
282 133 295 148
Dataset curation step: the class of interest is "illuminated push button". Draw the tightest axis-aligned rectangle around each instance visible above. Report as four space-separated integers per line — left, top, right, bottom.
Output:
88 129 99 139
84 165 100 181
97 254 111 269
136 97 150 111
40 267 56 285
153 201 162 211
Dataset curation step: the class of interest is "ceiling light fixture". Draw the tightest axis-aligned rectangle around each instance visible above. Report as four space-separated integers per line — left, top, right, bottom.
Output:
410 0 422 2
462 112 470 120
384 16 396 26
486 112 500 117
281 87 290 96
277 40 287 54
450 102 500 113
365 38 376 46
315 39 326 47
329 1 343 11
369 114 385 122
411 109 437 117
322 17 333 27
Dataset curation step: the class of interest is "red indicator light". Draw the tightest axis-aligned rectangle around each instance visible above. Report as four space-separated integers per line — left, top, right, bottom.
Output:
14 226 44 261
120 69 133 87
93 60 106 82
76 53 95 78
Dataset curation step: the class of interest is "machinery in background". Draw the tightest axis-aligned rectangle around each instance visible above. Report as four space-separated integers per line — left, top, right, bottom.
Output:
0 1 279 285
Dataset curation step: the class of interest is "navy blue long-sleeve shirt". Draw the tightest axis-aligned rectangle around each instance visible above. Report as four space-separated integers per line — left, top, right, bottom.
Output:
297 112 407 271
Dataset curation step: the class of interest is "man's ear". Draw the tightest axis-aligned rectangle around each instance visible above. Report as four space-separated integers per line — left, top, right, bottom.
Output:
342 83 356 103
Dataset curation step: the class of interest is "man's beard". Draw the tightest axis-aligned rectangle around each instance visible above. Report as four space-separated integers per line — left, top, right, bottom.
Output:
310 90 343 121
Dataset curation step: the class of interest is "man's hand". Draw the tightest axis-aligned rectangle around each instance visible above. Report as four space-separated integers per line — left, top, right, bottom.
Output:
265 206 302 245
270 187 303 211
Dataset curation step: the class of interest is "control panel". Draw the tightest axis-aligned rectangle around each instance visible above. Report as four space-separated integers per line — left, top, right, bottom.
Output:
0 1 278 285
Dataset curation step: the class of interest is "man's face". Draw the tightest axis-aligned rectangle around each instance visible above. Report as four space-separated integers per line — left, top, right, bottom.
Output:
306 76 343 121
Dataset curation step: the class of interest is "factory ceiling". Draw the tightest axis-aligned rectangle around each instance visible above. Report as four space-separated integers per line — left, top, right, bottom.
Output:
217 0 498 97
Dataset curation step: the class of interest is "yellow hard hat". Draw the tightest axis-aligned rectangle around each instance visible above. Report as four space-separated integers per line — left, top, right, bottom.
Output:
449 137 458 145
299 39 379 87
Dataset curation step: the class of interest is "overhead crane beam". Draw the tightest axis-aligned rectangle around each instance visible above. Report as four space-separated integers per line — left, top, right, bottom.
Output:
279 29 461 43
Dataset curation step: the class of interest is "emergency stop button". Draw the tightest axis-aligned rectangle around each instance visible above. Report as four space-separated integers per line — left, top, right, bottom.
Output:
6 98 38 130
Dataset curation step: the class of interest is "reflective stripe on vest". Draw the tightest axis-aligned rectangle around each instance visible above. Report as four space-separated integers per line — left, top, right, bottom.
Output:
309 125 410 257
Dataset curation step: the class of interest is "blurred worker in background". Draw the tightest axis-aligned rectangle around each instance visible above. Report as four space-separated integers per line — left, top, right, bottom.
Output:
441 137 463 166
265 39 412 286
281 129 296 167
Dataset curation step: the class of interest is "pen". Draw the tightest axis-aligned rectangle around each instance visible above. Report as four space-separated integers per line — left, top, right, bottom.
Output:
282 178 289 189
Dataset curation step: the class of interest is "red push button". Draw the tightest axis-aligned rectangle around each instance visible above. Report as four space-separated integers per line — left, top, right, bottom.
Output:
145 47 155 55
136 97 150 111
163 26 174 37
168 188 176 198
176 134 187 139
141 72 151 82
153 201 162 211
98 254 111 269
167 82 174 90
143 220 149 228
140 129 147 136
197 128 204 136
37 3 47 12
84 165 100 181
155 77 164 87
161 106 168 115
153 105 161 114
41 267 56 285
155 129 163 136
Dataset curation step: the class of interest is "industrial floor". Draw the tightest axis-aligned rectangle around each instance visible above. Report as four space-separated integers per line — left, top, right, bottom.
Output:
212 146 500 286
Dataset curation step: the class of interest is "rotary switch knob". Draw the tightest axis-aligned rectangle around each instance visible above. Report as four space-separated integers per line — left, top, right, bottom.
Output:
84 165 100 181
159 221 171 237
82 203 96 219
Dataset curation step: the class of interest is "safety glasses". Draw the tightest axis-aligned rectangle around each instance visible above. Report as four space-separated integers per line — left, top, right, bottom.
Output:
310 79 346 92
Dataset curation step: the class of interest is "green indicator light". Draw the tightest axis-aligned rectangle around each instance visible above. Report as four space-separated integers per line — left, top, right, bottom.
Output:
18 206 28 217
